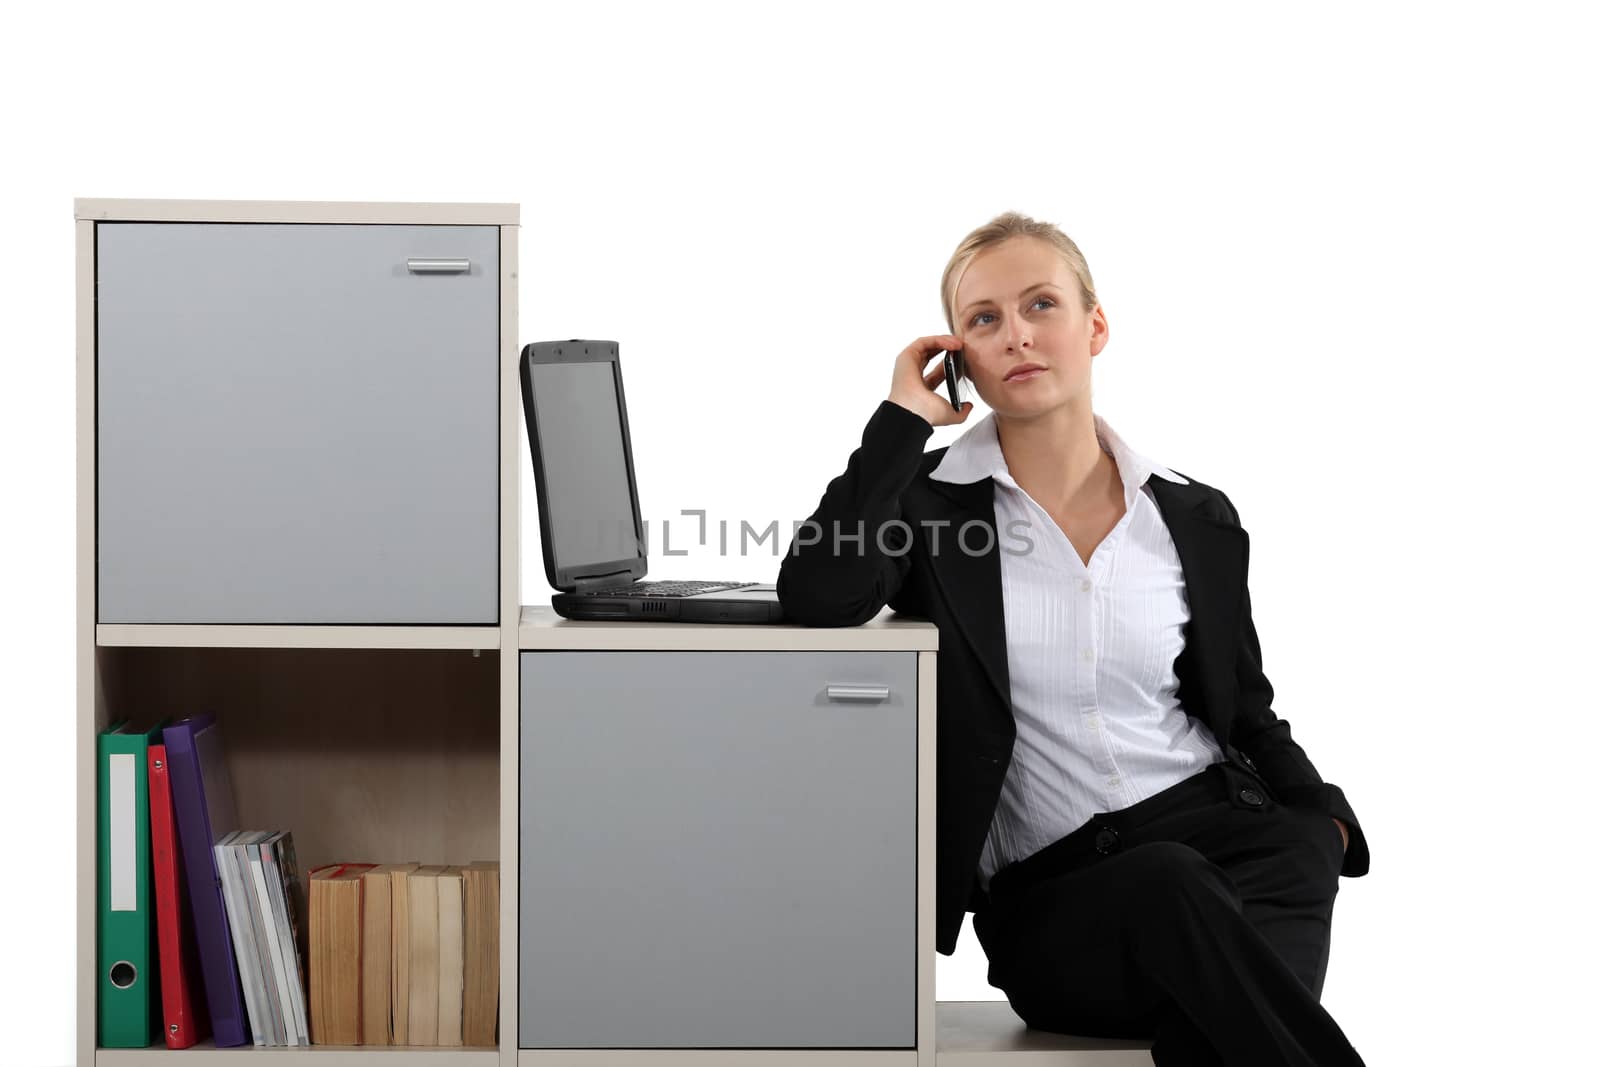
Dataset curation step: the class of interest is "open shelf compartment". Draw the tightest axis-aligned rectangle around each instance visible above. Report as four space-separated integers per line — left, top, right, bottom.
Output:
89 644 503 1059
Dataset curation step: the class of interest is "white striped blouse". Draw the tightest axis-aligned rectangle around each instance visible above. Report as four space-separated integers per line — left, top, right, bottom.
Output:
929 411 1226 891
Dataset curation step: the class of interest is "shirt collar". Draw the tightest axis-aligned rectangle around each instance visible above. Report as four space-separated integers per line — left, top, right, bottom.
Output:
928 411 1190 492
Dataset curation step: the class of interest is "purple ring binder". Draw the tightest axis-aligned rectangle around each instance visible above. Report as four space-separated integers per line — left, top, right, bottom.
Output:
162 713 250 1048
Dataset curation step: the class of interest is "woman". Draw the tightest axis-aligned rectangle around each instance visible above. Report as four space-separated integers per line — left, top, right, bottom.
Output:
777 212 1370 1066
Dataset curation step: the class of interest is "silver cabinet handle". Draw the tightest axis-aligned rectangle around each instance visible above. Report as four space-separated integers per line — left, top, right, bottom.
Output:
826 684 890 703
407 257 471 274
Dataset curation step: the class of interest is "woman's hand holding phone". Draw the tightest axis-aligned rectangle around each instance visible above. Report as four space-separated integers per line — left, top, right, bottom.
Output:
888 335 973 428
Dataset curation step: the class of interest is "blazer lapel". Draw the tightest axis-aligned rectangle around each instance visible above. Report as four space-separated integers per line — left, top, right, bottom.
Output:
911 476 1013 722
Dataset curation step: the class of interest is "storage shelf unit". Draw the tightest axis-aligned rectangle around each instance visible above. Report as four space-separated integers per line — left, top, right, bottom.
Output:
77 199 522 1066
516 611 938 1061
512 607 934 1062
78 199 1134 1067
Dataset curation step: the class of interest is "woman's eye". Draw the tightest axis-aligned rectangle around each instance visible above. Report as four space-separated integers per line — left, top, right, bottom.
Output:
970 300 1050 327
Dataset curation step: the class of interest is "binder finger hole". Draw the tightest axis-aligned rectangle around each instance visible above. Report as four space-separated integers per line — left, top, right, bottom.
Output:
109 960 137 989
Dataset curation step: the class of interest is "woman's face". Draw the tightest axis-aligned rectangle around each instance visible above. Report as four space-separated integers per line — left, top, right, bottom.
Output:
952 236 1108 419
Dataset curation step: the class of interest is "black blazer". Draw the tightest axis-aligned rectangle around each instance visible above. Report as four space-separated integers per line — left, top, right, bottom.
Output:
777 401 1369 956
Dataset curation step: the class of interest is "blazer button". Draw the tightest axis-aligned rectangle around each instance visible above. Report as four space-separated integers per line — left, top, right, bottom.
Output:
1239 788 1264 807
1094 827 1120 854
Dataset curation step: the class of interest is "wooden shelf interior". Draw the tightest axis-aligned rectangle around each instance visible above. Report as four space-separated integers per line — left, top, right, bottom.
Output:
95 645 501 873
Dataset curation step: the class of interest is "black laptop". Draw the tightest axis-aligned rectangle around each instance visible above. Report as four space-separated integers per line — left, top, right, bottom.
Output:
519 339 785 623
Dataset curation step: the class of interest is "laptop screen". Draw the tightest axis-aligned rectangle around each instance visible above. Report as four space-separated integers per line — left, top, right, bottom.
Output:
527 360 643 575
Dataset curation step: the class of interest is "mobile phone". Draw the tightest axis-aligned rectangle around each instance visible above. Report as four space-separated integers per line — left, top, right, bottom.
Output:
942 348 967 410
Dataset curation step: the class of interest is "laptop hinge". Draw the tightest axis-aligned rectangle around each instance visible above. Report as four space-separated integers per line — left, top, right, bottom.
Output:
570 570 636 594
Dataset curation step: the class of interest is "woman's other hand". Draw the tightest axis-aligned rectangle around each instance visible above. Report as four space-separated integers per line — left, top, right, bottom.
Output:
888 334 974 428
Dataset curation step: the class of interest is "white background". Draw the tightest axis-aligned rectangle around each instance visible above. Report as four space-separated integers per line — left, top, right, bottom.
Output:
3 2 1595 1063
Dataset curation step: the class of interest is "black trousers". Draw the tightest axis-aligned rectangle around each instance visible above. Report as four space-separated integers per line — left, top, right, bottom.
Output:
971 760 1365 1066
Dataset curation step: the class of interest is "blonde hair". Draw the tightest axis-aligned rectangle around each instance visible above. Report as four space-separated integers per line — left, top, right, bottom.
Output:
940 211 1098 332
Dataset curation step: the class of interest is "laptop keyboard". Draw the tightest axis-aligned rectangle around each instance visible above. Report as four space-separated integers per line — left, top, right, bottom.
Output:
580 580 760 599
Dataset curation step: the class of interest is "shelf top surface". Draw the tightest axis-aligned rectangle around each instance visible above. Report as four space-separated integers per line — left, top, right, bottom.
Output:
75 197 520 225
519 604 938 651
937 1001 1154 1053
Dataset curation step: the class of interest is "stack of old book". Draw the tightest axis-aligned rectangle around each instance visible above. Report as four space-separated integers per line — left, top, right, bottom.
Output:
308 862 500 1047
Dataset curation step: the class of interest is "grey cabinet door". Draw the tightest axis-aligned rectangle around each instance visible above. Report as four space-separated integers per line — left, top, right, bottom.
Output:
519 651 917 1048
96 222 500 624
